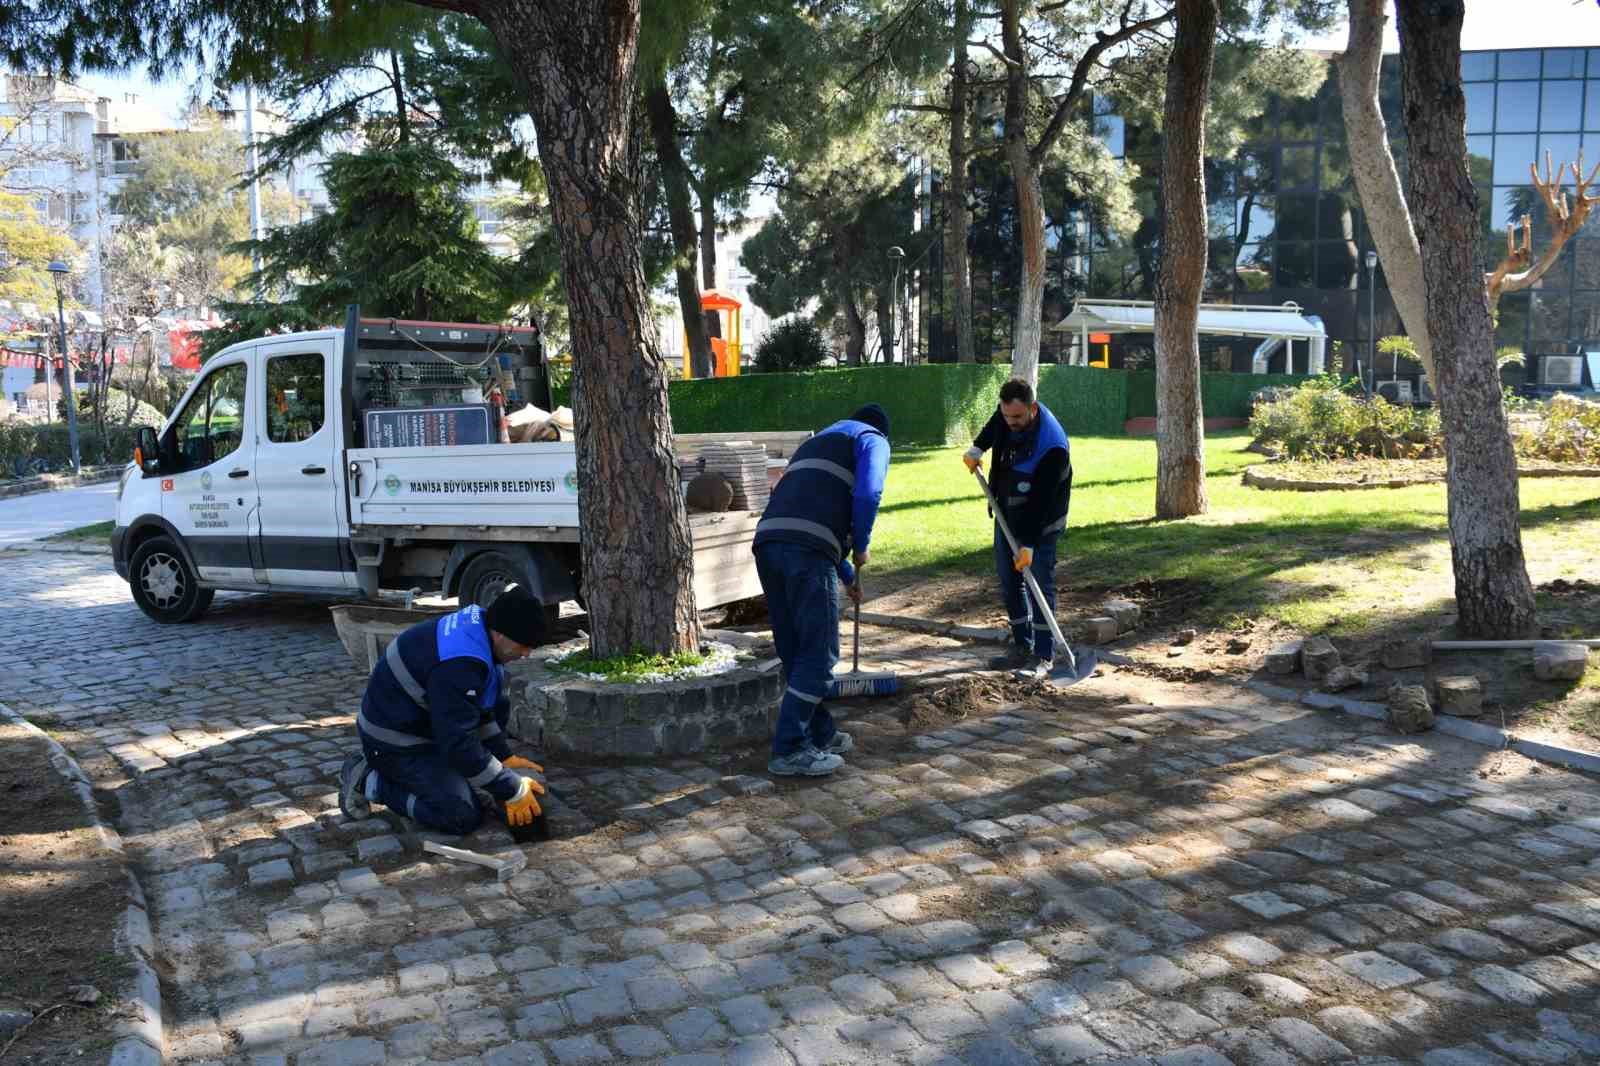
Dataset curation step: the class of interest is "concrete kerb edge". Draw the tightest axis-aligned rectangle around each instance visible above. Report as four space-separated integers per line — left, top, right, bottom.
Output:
0 699 164 1063
0 465 123 500
1242 463 1600 493
1245 678 1600 776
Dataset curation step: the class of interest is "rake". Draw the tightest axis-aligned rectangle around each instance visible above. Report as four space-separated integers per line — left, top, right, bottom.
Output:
827 574 900 698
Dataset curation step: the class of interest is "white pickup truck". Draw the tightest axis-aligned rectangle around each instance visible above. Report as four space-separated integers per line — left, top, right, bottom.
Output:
113 309 764 623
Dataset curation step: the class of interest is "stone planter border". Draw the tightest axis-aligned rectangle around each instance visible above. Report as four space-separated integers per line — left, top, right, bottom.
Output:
0 464 124 500
1242 463 1600 492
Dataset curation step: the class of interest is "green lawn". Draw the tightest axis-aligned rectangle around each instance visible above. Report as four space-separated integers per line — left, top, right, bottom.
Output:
46 520 115 542
872 432 1600 635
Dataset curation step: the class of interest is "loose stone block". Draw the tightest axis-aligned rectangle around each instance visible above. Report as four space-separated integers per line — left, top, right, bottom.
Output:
1301 636 1341 682
1083 617 1119 644
1102 599 1140 633
1265 641 1303 675
1387 685 1435 735
1435 676 1484 718
1533 641 1588 682
1382 637 1432 670
1321 665 1369 693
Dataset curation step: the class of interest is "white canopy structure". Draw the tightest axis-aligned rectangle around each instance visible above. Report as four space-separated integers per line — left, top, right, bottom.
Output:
1053 298 1327 374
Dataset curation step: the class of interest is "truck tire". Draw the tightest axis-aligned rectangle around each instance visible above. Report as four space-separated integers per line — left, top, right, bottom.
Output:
129 535 215 623
458 550 560 628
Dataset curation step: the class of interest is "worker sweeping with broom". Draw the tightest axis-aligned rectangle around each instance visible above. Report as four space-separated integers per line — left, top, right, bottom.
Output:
753 404 891 776
964 378 1079 682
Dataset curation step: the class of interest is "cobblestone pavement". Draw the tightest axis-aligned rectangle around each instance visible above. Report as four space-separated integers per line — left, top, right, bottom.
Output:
4 550 1600 1066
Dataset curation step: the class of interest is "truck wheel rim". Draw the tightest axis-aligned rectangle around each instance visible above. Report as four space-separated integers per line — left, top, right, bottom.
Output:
476 573 517 607
141 553 185 609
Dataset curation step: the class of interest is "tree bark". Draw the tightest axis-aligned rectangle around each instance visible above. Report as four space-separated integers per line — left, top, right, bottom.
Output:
838 279 866 366
1154 0 1216 520
1336 0 1435 387
477 0 700 656
1001 0 1044 385
644 77 714 380
945 0 976 364
1395 0 1536 638
875 288 894 364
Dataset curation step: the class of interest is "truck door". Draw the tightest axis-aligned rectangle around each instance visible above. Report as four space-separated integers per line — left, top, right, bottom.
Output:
254 338 354 589
161 353 263 587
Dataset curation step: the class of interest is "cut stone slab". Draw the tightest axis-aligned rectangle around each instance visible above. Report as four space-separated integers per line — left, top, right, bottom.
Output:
1436 676 1484 718
1265 641 1303 676
1083 618 1119 645
1301 636 1341 682
1321 664 1369 693
1382 637 1432 670
1174 628 1197 646
1387 685 1435 735
1102 600 1141 633
1533 642 1589 682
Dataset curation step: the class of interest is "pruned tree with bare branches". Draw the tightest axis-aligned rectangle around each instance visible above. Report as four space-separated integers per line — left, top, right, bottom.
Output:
1485 150 1600 315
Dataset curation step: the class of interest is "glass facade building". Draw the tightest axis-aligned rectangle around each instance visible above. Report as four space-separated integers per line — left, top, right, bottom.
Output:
916 46 1600 382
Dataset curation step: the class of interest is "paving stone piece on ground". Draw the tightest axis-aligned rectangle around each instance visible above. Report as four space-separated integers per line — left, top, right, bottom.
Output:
1265 641 1303 675
1532 642 1589 681
1300 637 1341 682
1436 676 1484 718
1388 684 1436 734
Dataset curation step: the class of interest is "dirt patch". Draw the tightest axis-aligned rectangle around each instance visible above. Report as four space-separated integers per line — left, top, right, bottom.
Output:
894 676 1045 730
0 721 134 1064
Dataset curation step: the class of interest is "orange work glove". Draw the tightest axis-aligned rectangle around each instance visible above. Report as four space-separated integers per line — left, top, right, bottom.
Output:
1013 546 1034 573
504 776 544 826
504 755 543 772
962 447 982 474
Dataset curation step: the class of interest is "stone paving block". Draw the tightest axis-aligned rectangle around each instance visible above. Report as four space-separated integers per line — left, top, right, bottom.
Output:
1085 1008 1167 1052
296 1037 387 1066
903 1001 988 1042
450 1006 511 1046
1314 1005 1399 1053
1118 954 1193 993
547 1034 614 1064
1433 928 1518 961
1419 1048 1518 1066
1333 950 1425 989
609 1024 672 1058
1471 964 1549 1005
1262 1017 1351 1062
565 981 633 1026
1027 1024 1116 1062
483 1043 548 1066
1487 914 1589 951
775 1023 856 1066
665 1007 729 1050
1229 891 1303 919
1154 1049 1233 1066
1484 1029 1581 1064
514 999 568 1037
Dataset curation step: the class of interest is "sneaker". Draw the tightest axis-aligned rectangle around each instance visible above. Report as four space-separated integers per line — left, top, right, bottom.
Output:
1013 658 1054 682
987 645 1033 670
820 730 854 755
338 752 371 821
768 746 844 777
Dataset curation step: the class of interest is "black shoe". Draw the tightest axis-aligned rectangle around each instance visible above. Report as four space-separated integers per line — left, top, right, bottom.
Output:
987 645 1033 670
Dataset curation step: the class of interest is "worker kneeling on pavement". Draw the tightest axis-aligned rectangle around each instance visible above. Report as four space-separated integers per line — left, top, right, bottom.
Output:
339 588 547 834
963 377 1072 681
753 403 890 777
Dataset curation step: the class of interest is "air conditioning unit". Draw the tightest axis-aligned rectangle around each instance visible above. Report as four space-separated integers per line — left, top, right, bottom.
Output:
1542 355 1582 386
1376 380 1413 405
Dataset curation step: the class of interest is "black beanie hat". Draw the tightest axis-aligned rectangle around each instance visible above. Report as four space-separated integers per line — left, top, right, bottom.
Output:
851 403 891 440
484 587 547 647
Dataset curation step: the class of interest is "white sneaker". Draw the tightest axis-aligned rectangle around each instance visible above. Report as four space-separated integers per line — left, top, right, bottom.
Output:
1013 659 1053 682
821 730 854 754
768 746 844 776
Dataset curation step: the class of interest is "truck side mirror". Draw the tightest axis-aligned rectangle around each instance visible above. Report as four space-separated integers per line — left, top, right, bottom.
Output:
134 426 160 475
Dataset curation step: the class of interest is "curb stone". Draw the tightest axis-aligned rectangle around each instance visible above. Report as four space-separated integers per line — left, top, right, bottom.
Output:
1242 462 1600 492
1246 679 1600 776
1 540 112 555
0 700 164 1065
0 465 123 500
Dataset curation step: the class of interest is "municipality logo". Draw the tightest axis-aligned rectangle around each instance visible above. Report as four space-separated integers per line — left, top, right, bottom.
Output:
563 470 578 493
200 471 213 491
384 474 401 496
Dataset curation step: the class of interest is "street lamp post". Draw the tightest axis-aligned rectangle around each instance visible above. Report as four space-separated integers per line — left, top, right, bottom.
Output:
1365 249 1379 394
47 260 81 474
887 246 906 364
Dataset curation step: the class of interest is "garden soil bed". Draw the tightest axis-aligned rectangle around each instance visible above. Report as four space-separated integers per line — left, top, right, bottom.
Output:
850 570 1600 754
0 720 133 1063
1244 457 1600 490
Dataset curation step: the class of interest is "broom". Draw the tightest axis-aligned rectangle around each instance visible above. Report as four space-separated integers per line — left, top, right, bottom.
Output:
827 573 900 698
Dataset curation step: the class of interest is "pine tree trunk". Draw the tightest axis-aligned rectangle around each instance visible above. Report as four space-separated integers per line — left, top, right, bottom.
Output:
945 0 976 364
644 77 713 380
1153 0 1217 520
876 289 894 364
839 280 866 367
1395 0 1536 638
478 0 700 656
1000 0 1044 385
1337 0 1436 387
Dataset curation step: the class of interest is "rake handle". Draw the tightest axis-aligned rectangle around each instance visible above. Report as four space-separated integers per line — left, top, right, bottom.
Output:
972 468 1075 671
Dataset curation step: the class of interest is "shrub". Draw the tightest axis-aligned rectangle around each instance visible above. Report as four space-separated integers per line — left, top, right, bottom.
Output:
0 422 140 472
1249 376 1441 460
753 317 831 373
1515 394 1600 465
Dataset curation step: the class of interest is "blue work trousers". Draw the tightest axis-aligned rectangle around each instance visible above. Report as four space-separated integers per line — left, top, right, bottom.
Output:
754 541 841 757
994 522 1060 661
362 740 484 836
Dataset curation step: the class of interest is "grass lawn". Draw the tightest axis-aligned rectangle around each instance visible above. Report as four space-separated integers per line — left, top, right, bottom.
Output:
873 432 1600 636
46 520 115 542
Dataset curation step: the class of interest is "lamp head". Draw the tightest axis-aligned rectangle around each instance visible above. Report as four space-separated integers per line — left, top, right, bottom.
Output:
887 246 905 261
1365 250 1378 271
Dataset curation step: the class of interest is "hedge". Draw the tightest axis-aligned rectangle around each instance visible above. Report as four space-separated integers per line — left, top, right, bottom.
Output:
0 422 139 472
665 364 1305 444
